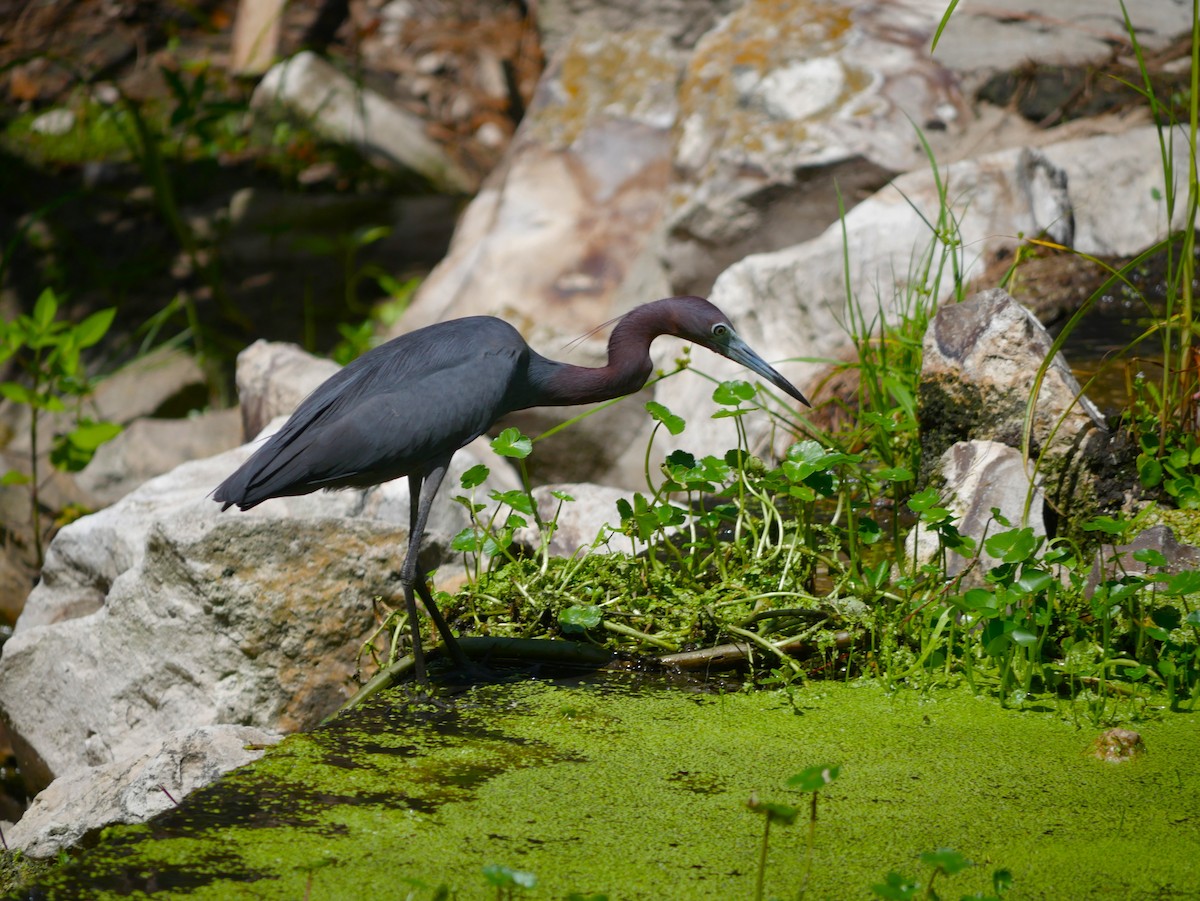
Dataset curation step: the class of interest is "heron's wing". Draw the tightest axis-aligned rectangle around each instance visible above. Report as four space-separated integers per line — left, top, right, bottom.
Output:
216 320 526 507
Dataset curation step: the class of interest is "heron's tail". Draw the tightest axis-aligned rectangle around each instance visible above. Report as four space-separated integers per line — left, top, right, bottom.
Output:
211 464 263 511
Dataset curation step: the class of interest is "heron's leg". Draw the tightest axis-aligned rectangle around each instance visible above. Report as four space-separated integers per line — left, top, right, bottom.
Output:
403 463 468 670
401 472 430 684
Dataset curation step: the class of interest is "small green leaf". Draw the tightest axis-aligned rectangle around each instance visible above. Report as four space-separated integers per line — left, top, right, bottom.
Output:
992 867 1014 894
1161 570 1200 596
1015 566 1053 594
786 439 826 465
876 466 914 482
1010 628 1038 647
73 308 116 349
919 848 972 875
787 764 841 792
746 798 799 825
907 487 942 513
491 488 535 516
712 380 757 406
481 531 513 556
1081 515 1130 537
1 469 31 486
67 420 122 451
856 517 883 545
1133 548 1168 568
645 401 685 435
451 528 482 553
32 287 58 331
481 864 536 889
982 621 1011 656
984 527 1039 563
870 871 920 900
0 382 34 405
460 464 490 490
353 224 392 247
452 495 486 515
665 449 696 468
655 502 686 528
491 427 532 459
559 605 602 633
1138 454 1164 488
961 588 997 614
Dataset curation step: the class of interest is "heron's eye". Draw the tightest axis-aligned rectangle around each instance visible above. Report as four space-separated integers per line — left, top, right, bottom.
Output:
711 323 729 339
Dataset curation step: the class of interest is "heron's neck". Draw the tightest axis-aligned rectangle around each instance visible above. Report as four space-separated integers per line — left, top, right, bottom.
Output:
529 306 667 406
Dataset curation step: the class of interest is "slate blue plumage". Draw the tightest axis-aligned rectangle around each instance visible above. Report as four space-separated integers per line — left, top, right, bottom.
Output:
214 295 809 681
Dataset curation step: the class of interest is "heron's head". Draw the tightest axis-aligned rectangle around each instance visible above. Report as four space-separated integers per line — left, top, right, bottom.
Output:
664 296 811 407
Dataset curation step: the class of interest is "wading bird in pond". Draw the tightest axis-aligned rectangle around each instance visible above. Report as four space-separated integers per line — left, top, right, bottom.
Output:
213 295 809 682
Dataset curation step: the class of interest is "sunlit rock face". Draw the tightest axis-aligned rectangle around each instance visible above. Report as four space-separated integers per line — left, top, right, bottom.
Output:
662 0 966 297
397 26 684 339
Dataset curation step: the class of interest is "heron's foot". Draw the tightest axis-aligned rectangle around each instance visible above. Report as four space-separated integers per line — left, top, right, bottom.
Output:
386 682 458 714
434 647 493 683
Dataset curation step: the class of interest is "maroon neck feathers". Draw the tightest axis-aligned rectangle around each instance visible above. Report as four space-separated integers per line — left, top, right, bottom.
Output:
528 302 678 407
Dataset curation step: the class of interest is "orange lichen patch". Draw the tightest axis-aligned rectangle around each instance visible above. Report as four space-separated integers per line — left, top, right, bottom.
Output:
674 0 872 188
532 29 682 149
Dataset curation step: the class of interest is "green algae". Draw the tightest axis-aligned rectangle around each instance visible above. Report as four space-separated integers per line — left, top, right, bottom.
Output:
9 677 1200 900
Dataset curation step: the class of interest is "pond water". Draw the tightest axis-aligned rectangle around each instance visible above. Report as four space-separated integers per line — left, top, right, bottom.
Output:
8 673 1200 900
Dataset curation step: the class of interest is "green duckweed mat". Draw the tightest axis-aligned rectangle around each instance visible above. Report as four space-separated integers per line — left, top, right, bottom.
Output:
8 675 1199 899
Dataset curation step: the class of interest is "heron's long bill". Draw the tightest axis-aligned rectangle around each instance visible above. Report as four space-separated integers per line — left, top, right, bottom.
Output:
723 333 811 407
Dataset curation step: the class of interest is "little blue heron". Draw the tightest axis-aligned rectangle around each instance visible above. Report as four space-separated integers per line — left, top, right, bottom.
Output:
213 295 809 682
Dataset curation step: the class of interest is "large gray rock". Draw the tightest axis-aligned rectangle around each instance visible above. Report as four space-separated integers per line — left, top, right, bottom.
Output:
536 0 739 56
12 429 511 637
397 25 683 338
4 725 279 859
919 288 1134 527
659 121 1190 465
921 287 1105 453
1038 127 1197 256
658 143 1076 462
662 0 966 296
1088 524 1200 593
2 424 516 800
2 346 207 458
252 51 477 194
76 408 243 506
2 511 418 792
907 440 1047 580
232 340 340 441
932 0 1193 76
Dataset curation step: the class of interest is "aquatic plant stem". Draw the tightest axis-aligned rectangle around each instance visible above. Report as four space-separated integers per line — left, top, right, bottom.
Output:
754 816 771 901
799 791 819 900
601 619 678 651
726 625 805 674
